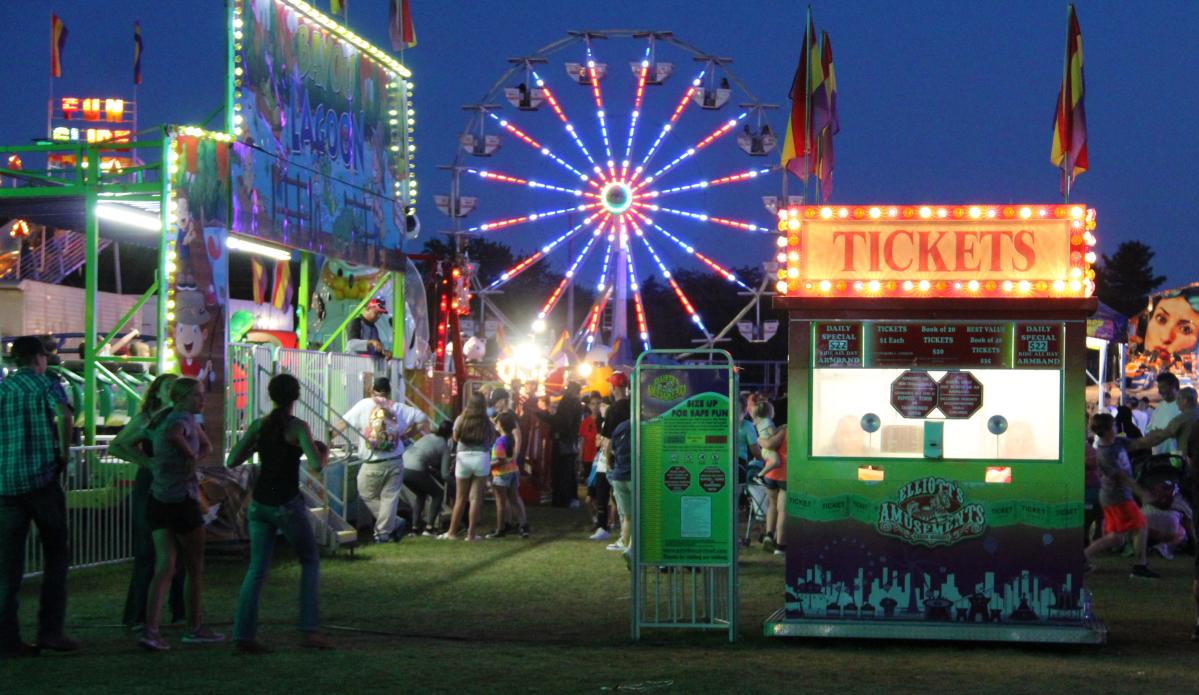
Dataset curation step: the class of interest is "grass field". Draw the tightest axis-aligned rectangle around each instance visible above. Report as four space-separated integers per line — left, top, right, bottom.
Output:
5 505 1198 694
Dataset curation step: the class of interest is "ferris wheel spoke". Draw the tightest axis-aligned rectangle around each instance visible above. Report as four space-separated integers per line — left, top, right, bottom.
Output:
630 217 712 340
630 67 706 185
582 44 617 178
624 240 651 352
635 113 748 190
531 69 600 170
534 219 606 323
487 113 596 186
640 167 773 198
465 203 600 233
579 287 613 350
631 210 751 290
633 203 769 234
620 46 653 180
465 168 588 197
484 213 604 291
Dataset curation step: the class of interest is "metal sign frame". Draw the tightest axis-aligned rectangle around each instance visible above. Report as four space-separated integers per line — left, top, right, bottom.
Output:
631 349 738 642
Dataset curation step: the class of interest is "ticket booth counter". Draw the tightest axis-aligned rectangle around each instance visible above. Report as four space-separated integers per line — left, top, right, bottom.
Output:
765 204 1104 643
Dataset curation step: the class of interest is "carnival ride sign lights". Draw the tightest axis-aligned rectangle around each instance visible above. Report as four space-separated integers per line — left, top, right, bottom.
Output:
774 205 1097 298
230 0 414 270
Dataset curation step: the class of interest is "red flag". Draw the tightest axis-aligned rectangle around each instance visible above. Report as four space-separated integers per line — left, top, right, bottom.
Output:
781 11 818 180
50 15 68 78
389 0 416 51
133 21 144 85
1050 4 1087 196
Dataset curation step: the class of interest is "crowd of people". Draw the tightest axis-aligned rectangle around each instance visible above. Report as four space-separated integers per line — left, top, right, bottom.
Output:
1084 371 1199 639
5 328 1199 659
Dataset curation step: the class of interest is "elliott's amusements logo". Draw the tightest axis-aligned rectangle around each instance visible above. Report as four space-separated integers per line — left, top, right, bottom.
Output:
876 476 986 547
647 374 687 401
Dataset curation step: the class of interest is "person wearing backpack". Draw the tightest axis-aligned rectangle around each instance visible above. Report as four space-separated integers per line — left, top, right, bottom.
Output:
340 377 428 544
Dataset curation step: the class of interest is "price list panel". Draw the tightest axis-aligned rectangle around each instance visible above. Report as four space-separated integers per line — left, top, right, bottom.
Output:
813 322 1063 369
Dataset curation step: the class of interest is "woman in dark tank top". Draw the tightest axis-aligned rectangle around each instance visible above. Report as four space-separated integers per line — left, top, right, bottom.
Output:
225 373 333 653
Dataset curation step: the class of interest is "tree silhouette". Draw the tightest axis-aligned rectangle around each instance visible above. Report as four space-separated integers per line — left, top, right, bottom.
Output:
1094 241 1166 317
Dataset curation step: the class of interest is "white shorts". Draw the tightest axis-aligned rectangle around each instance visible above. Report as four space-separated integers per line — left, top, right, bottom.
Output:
455 450 491 479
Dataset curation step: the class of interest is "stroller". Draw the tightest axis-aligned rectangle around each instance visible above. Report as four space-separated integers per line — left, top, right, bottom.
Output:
739 460 769 547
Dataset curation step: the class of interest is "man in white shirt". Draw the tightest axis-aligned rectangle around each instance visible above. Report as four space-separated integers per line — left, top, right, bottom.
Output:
339 377 428 543
1148 373 1181 456
1129 396 1151 434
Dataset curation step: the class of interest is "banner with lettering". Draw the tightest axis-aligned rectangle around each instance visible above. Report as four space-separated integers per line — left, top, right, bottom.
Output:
637 365 734 566
230 0 411 271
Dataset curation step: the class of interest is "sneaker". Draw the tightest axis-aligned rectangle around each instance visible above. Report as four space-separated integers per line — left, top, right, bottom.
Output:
1153 543 1175 560
519 525 530 538
234 639 273 655
436 532 458 541
300 632 334 650
421 529 437 538
485 528 508 539
590 528 612 541
181 625 226 644
606 541 626 552
762 534 777 552
139 632 170 652
1129 564 1161 579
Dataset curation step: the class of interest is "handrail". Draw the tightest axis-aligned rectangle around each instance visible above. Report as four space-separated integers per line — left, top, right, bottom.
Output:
317 274 390 352
94 361 143 404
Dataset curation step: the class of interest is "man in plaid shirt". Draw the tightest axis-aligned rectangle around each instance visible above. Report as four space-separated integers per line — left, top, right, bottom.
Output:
0 336 78 658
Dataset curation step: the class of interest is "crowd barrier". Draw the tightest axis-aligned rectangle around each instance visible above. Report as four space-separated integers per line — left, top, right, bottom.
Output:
23 445 137 578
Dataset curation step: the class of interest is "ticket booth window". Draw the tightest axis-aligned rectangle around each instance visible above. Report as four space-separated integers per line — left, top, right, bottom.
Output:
810 367 1061 460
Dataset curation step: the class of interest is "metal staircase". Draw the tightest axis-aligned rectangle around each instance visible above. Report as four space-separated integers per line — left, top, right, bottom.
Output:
0 229 112 284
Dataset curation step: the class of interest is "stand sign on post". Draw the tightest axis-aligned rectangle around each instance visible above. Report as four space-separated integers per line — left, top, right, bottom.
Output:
632 350 738 642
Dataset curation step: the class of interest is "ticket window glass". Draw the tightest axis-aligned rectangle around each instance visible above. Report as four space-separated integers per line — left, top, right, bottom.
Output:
811 368 1061 461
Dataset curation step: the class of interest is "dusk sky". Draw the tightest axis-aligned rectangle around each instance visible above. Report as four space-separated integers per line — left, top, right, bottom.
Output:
2 0 1196 287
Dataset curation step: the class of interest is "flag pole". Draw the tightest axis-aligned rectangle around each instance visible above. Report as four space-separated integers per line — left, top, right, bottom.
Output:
802 6 813 205
1060 4 1072 204
47 15 54 139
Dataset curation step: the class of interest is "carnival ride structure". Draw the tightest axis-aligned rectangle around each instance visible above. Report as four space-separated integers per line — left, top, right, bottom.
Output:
439 30 781 356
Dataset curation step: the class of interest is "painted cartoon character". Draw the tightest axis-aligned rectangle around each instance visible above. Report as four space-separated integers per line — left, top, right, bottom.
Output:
174 289 213 385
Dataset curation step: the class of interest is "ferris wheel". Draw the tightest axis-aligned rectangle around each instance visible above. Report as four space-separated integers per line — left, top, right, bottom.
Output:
439 30 779 354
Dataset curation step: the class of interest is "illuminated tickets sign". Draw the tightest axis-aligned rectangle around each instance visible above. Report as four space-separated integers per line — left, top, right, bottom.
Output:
230 0 414 271
774 205 1097 299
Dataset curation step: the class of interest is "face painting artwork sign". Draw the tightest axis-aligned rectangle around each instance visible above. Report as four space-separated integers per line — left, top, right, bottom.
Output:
230 0 413 270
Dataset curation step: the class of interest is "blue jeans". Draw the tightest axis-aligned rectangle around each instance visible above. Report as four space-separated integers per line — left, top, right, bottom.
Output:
0 481 69 649
233 495 320 641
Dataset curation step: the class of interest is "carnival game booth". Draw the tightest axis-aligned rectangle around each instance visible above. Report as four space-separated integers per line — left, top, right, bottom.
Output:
765 204 1104 644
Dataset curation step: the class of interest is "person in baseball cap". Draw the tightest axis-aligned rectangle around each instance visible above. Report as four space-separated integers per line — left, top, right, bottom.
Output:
607 371 629 389
347 296 390 358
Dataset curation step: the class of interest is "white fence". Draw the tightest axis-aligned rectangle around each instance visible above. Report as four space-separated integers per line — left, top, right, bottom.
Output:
23 446 138 578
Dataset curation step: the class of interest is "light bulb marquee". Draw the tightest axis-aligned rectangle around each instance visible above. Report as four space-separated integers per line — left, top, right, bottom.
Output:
774 205 1096 299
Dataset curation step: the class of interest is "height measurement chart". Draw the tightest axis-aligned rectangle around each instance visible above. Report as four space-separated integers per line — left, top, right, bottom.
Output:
636 364 735 565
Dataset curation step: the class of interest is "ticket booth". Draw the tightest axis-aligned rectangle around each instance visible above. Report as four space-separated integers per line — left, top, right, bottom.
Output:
765 204 1104 643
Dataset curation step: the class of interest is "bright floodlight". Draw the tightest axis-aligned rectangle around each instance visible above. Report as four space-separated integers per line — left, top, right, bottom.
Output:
532 318 547 333
95 203 160 232
577 361 594 378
